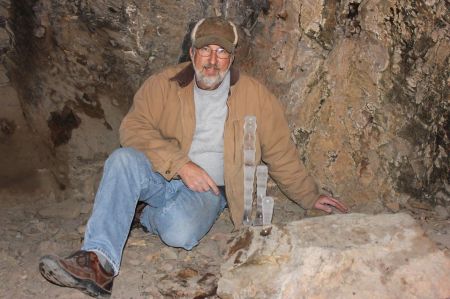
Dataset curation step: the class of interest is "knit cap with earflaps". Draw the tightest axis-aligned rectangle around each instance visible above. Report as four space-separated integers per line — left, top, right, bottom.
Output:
191 17 238 53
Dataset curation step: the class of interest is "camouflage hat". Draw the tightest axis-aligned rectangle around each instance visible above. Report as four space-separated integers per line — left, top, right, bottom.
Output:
191 17 238 53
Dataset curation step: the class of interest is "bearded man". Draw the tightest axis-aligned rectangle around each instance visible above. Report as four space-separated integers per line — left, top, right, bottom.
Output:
39 17 347 298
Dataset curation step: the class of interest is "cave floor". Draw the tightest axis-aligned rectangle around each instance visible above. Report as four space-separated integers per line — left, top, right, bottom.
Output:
0 181 449 299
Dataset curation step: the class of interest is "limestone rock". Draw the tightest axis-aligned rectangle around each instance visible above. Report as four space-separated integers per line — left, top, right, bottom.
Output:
217 213 450 299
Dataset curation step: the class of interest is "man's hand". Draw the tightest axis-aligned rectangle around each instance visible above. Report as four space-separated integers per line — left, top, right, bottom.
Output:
313 195 348 214
177 161 220 195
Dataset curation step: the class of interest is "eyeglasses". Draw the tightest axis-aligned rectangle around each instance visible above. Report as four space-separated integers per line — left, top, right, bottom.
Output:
196 46 232 59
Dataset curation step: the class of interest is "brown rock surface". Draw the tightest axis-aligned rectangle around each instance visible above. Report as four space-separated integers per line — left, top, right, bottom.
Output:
0 0 448 298
247 0 449 211
218 213 450 299
2 0 447 208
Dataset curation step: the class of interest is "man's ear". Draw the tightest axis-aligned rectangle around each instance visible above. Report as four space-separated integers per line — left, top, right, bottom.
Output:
189 47 194 60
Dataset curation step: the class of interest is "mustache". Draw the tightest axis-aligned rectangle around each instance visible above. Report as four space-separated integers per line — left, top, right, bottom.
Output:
202 63 219 70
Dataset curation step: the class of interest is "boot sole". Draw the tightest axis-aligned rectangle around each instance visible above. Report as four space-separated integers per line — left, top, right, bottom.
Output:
39 255 111 298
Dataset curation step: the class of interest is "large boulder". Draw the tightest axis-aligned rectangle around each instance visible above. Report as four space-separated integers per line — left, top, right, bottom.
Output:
218 213 450 298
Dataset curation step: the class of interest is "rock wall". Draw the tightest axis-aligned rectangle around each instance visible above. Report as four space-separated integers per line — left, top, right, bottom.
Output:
242 0 449 210
2 0 449 208
0 0 59 199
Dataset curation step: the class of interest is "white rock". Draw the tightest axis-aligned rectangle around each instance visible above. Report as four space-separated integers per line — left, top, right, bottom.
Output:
218 213 450 299
77 224 86 234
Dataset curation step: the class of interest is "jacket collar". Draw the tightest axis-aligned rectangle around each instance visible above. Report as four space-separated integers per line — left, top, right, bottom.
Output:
170 62 240 88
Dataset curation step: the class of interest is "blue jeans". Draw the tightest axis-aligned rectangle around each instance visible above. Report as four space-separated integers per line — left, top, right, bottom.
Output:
81 148 227 275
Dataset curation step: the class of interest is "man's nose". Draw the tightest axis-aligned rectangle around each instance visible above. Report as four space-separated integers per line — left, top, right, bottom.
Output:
208 50 218 64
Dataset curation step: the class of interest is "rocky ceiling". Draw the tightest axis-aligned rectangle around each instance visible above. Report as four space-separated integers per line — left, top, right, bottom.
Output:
0 0 448 209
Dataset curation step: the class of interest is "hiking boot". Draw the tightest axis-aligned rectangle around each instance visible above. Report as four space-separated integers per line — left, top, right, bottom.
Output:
39 250 114 298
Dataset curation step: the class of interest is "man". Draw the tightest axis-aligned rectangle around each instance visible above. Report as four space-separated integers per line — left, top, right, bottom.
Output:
39 17 348 298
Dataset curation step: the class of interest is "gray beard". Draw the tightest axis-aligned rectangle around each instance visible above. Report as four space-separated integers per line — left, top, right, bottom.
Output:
193 64 230 89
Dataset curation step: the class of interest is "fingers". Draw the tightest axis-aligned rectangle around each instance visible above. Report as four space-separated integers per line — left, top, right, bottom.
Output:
187 177 212 193
190 172 217 194
194 174 219 195
187 181 205 192
324 196 348 213
318 202 333 213
206 177 220 195
314 195 349 214
177 162 219 195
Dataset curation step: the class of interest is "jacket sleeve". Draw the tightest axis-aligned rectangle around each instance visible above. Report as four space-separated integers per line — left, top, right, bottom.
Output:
258 84 320 210
119 76 190 180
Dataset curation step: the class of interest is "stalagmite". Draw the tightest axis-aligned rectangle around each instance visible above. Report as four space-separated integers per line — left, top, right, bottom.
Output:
254 165 268 226
243 116 257 226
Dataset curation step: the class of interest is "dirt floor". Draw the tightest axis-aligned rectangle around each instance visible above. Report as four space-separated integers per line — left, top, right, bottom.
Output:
0 177 299 299
0 173 449 299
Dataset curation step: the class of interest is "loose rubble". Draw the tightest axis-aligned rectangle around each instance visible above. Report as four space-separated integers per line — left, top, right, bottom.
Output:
0 184 449 298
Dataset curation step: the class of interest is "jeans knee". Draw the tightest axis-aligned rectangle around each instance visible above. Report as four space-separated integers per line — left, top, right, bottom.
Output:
106 148 146 170
159 228 198 250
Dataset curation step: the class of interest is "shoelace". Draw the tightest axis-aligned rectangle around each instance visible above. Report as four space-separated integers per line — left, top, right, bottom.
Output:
72 251 93 268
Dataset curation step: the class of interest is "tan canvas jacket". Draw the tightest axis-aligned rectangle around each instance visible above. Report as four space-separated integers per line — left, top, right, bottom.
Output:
120 62 320 228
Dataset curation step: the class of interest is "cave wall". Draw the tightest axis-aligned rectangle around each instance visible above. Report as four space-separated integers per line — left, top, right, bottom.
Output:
2 0 448 208
243 0 449 210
